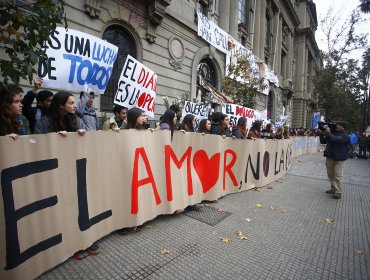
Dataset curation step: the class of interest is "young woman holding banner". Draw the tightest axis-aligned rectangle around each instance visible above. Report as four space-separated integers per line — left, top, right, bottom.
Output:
197 119 211 134
180 114 196 132
0 87 23 139
232 117 248 139
34 91 86 136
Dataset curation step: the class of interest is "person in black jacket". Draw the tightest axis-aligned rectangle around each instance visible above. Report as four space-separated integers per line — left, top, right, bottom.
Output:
319 121 350 199
22 78 53 133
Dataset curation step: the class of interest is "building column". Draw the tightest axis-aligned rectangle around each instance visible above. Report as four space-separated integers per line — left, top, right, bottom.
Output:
229 0 239 38
258 0 267 60
219 0 230 32
287 30 293 80
252 0 261 55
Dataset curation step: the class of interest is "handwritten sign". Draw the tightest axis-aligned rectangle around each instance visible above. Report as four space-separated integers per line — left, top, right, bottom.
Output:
222 103 255 131
38 27 118 94
182 101 209 127
197 12 229 54
114 55 157 117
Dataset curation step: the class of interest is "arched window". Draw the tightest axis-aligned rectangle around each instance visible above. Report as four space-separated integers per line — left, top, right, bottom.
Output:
196 59 217 103
101 25 137 111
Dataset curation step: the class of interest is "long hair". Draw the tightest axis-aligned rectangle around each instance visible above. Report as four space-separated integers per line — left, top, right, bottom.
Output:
217 113 228 135
0 87 21 136
50 91 78 132
161 109 176 131
180 114 195 132
236 117 247 138
127 107 144 129
197 119 210 133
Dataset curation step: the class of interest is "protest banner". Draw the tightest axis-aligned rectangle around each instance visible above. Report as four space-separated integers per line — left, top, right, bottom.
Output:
0 132 318 280
275 115 289 128
222 103 255 132
312 112 321 129
182 101 209 128
38 27 118 94
197 12 229 54
114 55 157 117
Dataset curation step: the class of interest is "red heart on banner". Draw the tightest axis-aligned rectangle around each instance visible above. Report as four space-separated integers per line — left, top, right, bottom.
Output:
193 150 221 193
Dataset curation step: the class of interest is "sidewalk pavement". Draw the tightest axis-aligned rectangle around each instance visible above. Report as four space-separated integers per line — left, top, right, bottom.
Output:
39 152 370 280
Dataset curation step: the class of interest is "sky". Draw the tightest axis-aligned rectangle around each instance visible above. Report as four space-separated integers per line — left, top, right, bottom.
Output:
314 0 370 61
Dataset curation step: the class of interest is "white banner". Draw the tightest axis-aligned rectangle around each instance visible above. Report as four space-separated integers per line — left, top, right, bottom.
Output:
38 27 118 94
197 12 229 54
182 101 209 127
114 55 157 117
222 103 255 131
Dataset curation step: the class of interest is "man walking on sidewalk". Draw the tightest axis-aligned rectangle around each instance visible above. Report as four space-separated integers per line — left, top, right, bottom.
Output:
319 122 350 199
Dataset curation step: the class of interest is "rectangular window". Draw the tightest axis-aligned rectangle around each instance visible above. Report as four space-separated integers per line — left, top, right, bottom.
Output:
238 0 248 25
265 14 271 49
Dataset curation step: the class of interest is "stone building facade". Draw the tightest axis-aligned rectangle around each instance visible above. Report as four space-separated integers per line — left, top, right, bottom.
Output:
24 0 321 127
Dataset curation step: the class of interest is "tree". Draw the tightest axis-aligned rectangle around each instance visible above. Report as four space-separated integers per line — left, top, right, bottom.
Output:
221 54 265 108
0 0 67 89
313 8 368 130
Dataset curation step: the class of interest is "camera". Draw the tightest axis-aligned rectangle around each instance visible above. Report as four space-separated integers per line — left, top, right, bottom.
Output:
318 121 337 132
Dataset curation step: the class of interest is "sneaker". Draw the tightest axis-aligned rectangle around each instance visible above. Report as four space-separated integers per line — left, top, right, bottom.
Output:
73 250 89 260
332 193 341 199
325 189 336 194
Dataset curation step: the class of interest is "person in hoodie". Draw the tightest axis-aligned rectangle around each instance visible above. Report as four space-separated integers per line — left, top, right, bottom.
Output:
76 91 99 131
232 117 247 139
22 77 53 133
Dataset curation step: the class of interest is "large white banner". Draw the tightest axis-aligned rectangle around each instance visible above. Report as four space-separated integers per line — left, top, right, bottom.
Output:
197 12 230 54
38 27 118 94
114 55 157 117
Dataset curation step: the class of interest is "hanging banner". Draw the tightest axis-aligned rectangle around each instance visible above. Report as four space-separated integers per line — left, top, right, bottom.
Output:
197 12 229 54
114 55 157 117
38 27 118 94
182 101 209 127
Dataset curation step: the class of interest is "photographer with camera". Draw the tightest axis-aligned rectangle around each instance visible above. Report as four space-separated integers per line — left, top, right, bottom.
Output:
319 121 350 199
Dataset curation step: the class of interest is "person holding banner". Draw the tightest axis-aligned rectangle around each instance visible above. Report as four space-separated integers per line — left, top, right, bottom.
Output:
216 113 232 137
126 107 146 129
102 105 127 131
232 117 248 139
0 87 23 139
247 120 262 139
197 119 211 134
22 77 54 134
180 114 196 132
34 91 86 136
159 109 176 135
76 91 99 131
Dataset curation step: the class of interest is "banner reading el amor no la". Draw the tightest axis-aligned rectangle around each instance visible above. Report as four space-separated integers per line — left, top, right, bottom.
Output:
38 27 118 94
0 132 319 280
114 55 157 117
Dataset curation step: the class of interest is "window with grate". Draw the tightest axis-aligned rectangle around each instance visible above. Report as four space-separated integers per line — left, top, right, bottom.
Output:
196 59 217 103
264 13 271 50
267 90 274 120
101 25 137 111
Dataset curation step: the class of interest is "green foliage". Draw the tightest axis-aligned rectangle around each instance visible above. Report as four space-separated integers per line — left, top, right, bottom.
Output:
313 9 368 130
162 92 196 110
221 55 265 108
0 0 67 89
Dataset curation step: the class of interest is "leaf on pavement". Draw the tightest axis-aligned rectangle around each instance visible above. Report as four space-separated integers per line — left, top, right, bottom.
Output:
245 218 252 222
236 231 248 240
160 249 170 254
256 203 263 208
217 208 225 213
219 236 230 243
324 218 335 224
146 224 153 229
354 249 364 255
270 206 277 211
281 210 287 214
267 185 273 189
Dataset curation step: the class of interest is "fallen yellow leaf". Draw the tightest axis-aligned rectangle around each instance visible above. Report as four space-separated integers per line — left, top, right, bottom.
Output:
270 206 277 211
146 224 153 229
219 236 230 243
354 249 364 255
160 249 170 254
253 187 260 192
324 218 335 224
256 203 263 208
235 231 247 240
245 218 252 222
